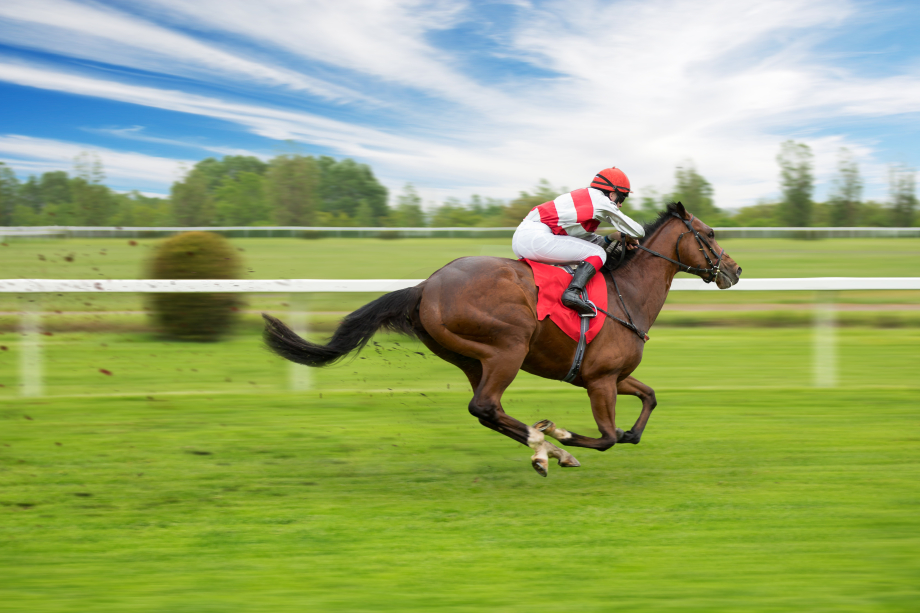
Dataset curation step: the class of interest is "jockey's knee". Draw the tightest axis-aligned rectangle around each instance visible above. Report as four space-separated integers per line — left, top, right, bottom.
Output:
585 253 605 271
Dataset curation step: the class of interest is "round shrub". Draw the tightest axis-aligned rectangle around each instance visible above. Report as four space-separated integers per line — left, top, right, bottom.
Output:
146 231 243 341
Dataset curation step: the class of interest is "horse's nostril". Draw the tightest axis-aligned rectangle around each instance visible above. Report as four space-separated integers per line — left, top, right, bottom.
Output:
737 267 742 276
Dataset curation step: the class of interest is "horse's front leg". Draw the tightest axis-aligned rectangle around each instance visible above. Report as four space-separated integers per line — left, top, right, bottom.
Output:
534 375 623 451
616 375 657 445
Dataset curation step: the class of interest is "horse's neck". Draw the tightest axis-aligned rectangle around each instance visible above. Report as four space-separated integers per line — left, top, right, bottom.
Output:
609 232 680 331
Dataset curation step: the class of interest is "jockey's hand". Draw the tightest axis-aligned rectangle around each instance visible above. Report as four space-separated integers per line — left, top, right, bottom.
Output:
620 233 640 250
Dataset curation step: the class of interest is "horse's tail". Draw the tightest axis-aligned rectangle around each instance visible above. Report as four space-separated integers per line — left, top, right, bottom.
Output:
262 285 423 367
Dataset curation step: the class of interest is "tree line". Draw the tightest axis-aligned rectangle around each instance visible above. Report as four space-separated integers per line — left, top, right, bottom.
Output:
0 144 916 228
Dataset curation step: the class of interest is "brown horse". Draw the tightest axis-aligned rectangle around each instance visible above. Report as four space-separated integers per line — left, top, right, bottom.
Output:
263 202 742 476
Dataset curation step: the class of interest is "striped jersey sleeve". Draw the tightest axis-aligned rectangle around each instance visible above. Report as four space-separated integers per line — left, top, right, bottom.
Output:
529 188 608 238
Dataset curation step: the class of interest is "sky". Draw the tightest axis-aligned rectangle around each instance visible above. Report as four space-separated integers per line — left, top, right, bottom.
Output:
0 0 918 210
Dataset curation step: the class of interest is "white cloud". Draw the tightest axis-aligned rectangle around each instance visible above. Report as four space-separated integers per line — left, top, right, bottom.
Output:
137 0 516 113
0 134 193 187
0 62 542 192
84 126 270 159
0 0 370 104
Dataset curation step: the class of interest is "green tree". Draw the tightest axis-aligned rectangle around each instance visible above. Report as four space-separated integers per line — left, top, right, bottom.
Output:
18 176 43 214
194 156 268 191
17 171 73 223
856 200 892 227
110 192 173 227
729 202 783 227
671 163 725 223
467 194 506 226
354 199 376 227
69 179 114 225
69 153 115 225
171 167 215 226
167 156 270 227
618 187 661 224
265 155 321 225
386 184 426 227
214 172 269 225
430 198 483 227
317 157 388 224
889 164 917 227
500 179 559 226
0 162 20 225
39 171 72 207
777 140 815 227
829 148 862 226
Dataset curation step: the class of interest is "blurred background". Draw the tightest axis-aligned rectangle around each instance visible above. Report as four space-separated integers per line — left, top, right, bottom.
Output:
1 1 918 612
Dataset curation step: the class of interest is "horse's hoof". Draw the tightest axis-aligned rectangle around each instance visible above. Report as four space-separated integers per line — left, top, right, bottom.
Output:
533 419 555 434
622 429 641 445
558 456 580 468
531 458 548 477
615 427 626 442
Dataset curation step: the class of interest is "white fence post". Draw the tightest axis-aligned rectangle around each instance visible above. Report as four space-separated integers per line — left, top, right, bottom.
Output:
288 293 311 392
19 297 44 397
813 291 837 388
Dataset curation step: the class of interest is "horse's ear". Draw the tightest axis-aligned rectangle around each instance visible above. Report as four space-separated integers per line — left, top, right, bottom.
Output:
667 201 687 218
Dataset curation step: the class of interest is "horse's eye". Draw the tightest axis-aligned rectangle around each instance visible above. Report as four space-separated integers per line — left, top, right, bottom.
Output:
708 230 715 238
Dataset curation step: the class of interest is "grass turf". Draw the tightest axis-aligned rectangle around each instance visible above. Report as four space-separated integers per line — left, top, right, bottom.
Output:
0 327 919 397
1 327 919 610
1 388 918 611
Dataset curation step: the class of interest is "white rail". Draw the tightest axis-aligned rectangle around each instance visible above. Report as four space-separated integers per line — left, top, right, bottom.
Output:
2 226 920 239
1 277 919 292
2 278 917 398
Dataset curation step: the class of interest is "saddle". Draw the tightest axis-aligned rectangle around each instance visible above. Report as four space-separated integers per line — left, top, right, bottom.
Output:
520 259 609 382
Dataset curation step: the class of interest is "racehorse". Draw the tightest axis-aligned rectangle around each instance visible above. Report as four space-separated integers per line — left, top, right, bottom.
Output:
263 202 742 476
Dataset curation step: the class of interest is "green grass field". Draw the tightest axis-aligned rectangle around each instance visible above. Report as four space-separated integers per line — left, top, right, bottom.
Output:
0 328 918 398
1 327 919 611
2 237 919 315
1 236 919 610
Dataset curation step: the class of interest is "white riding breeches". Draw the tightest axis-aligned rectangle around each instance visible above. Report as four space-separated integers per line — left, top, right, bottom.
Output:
512 220 607 268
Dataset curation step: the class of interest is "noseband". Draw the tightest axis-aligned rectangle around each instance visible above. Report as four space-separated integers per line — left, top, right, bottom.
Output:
637 213 725 283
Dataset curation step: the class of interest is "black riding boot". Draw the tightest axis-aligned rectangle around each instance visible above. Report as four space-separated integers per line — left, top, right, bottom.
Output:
561 261 597 315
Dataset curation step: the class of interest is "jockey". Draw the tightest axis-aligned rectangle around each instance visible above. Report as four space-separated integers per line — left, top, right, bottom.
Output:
511 167 645 315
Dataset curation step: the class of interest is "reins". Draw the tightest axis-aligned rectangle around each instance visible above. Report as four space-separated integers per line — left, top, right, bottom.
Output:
592 212 725 343
586 277 648 342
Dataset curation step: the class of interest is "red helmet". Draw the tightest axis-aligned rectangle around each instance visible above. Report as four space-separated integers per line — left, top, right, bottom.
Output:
590 167 631 194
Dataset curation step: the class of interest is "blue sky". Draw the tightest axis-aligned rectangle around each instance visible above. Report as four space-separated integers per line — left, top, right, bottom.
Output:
0 0 918 209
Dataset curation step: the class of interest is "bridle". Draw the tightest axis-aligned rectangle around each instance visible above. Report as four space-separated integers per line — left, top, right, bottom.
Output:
588 212 726 343
636 212 725 284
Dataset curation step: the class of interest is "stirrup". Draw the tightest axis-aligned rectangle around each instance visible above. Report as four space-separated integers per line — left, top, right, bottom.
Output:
562 289 597 318
579 299 598 319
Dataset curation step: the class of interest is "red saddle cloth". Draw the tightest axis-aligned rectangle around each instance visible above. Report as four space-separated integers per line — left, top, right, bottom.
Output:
521 259 608 343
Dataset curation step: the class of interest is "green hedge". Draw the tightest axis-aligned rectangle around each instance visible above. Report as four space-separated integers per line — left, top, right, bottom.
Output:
146 231 243 341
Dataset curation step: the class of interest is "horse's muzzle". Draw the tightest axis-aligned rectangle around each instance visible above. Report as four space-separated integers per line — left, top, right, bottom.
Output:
715 259 741 289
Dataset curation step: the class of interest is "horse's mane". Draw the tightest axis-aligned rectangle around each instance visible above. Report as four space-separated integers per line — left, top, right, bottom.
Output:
608 201 685 271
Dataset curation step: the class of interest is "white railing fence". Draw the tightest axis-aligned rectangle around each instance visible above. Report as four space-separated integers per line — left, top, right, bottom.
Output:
3 277 919 397
2 226 920 240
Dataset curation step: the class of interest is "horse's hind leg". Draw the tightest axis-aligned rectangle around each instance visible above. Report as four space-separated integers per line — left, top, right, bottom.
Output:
468 354 579 477
418 331 578 476
415 326 483 389
616 375 657 445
